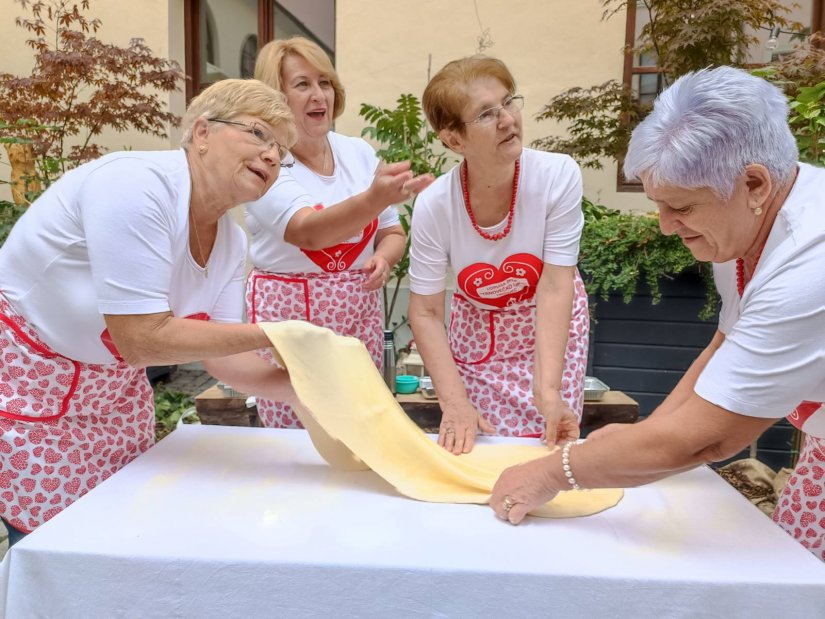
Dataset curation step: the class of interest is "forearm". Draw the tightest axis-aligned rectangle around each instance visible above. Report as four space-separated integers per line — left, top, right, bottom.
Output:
105 313 271 368
533 272 575 407
409 303 469 410
373 228 405 269
286 192 390 250
542 401 776 490
203 351 296 404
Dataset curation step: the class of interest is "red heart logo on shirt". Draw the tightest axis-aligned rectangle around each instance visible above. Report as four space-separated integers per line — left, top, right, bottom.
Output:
300 210 378 273
457 253 543 309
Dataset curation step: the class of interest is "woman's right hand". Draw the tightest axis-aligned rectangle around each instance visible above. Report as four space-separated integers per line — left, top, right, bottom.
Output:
438 399 496 455
369 161 435 206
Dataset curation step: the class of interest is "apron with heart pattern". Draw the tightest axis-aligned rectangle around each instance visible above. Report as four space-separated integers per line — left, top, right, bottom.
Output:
447 268 589 436
246 268 382 429
0 293 154 532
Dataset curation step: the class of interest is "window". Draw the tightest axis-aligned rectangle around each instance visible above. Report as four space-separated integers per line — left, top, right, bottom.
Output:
619 0 825 191
184 0 336 100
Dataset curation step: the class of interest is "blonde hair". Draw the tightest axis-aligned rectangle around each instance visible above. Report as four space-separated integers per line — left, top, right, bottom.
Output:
255 36 346 120
180 79 297 148
423 55 516 134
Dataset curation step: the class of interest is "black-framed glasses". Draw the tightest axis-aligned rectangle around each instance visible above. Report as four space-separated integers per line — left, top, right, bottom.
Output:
208 118 294 167
463 94 525 126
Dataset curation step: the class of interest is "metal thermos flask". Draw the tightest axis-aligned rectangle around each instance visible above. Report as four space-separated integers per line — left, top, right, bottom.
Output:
382 330 397 395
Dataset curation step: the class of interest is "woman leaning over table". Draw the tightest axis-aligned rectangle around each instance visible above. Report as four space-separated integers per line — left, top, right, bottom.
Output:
407 55 590 455
245 37 433 429
490 66 825 561
0 79 300 545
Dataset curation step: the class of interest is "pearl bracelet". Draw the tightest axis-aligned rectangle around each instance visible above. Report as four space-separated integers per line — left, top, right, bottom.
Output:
561 440 583 491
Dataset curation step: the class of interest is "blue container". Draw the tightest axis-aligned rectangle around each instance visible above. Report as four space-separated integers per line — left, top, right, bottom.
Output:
395 374 419 394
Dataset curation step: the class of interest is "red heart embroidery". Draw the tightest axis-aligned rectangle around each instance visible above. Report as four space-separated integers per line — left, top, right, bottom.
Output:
801 512 817 527
301 212 378 272
803 478 823 497
457 253 543 309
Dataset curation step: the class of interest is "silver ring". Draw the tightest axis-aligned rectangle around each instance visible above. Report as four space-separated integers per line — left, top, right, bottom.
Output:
444 428 455 435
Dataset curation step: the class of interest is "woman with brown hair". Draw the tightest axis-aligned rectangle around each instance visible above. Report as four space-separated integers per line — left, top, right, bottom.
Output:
408 55 589 454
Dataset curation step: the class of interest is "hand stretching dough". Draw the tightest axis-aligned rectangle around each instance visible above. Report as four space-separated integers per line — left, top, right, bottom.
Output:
260 321 623 518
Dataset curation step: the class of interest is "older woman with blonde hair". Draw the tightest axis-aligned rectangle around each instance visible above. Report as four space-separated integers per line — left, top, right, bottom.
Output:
0 78 300 544
490 66 825 561
408 55 590 454
246 36 433 429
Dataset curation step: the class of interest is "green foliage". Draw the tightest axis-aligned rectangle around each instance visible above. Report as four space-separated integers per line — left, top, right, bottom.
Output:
580 198 719 319
532 81 648 170
602 0 797 79
359 94 455 331
0 200 26 246
788 81 825 166
154 389 198 442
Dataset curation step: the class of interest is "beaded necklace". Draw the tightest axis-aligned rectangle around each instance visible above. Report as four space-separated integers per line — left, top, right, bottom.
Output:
460 159 520 242
736 244 765 297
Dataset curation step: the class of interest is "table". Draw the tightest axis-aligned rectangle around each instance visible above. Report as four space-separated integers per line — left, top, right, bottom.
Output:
196 385 639 434
2 426 824 618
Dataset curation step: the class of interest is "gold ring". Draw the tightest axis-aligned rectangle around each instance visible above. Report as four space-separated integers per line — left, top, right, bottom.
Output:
503 495 515 513
444 428 455 435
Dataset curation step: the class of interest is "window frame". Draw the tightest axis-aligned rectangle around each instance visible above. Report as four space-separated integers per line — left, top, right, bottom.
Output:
618 0 825 192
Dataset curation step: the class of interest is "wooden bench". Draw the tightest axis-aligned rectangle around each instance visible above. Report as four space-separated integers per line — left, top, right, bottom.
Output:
194 385 639 434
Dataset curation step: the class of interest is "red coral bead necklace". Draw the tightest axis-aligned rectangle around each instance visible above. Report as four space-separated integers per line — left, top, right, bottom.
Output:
460 158 520 242
736 245 765 297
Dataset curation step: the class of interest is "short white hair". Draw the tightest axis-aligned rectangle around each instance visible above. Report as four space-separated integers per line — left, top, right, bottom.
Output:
624 66 797 198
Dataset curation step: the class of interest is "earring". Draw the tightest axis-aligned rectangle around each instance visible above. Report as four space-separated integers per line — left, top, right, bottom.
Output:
754 207 763 216
199 145 207 154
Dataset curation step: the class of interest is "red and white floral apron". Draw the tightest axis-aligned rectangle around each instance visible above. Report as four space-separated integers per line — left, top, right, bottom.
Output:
773 401 825 561
246 268 382 429
0 293 154 532
447 270 589 436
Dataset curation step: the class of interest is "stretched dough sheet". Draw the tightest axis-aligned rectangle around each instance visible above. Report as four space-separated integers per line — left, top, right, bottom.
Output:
260 321 622 518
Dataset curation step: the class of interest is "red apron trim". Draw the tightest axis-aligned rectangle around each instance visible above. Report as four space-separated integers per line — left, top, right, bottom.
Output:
249 272 311 323
789 401 824 432
300 211 379 273
0 311 81 423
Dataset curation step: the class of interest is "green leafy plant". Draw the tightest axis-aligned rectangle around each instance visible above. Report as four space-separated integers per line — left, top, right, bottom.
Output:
533 81 648 171
154 389 198 442
788 81 825 166
580 198 718 320
359 94 455 331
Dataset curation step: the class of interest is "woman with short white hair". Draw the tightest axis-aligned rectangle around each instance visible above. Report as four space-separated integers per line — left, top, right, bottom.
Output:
490 66 825 561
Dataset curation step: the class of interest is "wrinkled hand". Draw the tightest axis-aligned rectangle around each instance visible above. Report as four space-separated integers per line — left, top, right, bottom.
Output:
538 396 581 447
369 161 435 207
438 400 496 455
490 455 560 525
362 254 390 291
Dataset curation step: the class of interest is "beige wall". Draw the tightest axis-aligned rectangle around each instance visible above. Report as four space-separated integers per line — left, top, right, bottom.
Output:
334 0 650 212
0 0 187 198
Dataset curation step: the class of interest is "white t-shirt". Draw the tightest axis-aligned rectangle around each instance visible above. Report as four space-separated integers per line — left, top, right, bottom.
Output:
408 149 583 309
0 150 247 364
695 163 825 437
245 131 400 273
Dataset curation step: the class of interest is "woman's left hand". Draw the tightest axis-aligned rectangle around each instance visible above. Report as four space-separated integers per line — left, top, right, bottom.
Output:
538 392 581 446
490 456 560 525
362 255 391 291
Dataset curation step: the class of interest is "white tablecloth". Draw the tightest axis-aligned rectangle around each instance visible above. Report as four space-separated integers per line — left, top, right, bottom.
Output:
1 425 824 618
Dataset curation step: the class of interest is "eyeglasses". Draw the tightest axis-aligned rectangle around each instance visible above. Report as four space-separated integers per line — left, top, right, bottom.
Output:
208 118 294 167
463 94 524 126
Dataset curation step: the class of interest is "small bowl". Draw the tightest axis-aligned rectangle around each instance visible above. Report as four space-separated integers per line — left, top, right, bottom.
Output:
395 374 420 394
